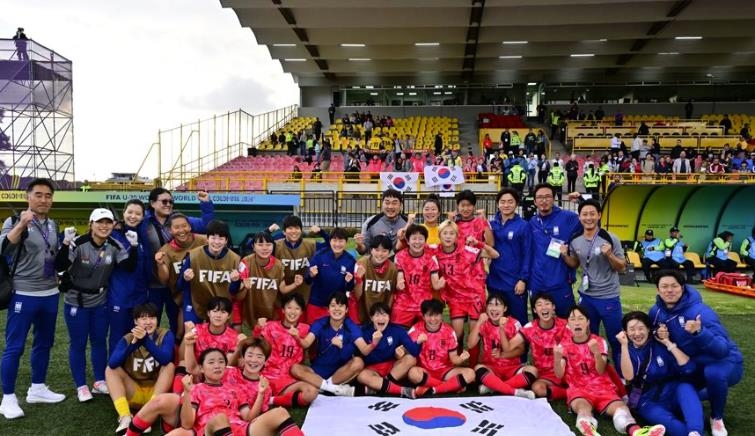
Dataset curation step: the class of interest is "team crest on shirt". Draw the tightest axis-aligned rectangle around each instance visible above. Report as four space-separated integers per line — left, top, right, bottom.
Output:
387 336 394 346
678 316 686 327
440 339 446 347
656 356 665 367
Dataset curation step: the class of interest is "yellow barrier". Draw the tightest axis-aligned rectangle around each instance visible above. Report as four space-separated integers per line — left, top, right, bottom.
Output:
607 172 755 185
572 135 741 153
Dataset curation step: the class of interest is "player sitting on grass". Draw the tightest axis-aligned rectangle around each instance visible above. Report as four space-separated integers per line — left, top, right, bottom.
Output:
468 293 537 399
105 303 175 434
499 293 568 399
407 299 476 397
357 302 420 398
290 292 370 397
176 297 241 392
166 348 303 436
256 293 319 408
554 306 665 436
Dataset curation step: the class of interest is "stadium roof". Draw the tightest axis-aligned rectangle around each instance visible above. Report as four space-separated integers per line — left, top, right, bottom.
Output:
222 0 755 87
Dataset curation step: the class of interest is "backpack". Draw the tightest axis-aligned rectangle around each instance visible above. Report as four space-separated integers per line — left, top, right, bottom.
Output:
0 216 25 310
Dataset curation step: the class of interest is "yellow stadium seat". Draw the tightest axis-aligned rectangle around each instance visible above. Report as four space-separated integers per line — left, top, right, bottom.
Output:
727 252 747 268
684 252 706 269
627 251 643 269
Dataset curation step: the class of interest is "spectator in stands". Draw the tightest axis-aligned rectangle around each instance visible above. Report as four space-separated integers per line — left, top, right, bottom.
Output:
673 151 692 175
285 131 296 156
536 103 546 124
476 157 488 181
740 123 751 141
403 134 415 152
730 150 745 171
339 125 348 138
706 232 737 273
670 139 683 159
656 155 672 174
746 152 755 171
298 130 307 156
630 134 642 160
639 229 664 282
658 227 696 283
319 140 332 172
610 133 621 152
525 153 537 192
289 165 302 182
499 129 511 154
595 106 605 121
270 133 278 146
684 100 694 119
363 118 373 144
719 114 732 135
641 155 656 175
637 121 650 136
345 153 361 182
565 154 579 193
537 154 550 185
708 157 725 176
434 132 443 155
614 110 624 126
536 129 547 156
639 139 650 160
524 128 537 156
482 134 494 160
312 118 322 140
328 103 336 124
394 155 411 172
549 111 561 140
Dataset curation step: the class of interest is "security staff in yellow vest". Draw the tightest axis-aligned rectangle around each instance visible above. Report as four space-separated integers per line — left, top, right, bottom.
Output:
547 162 566 204
658 226 696 282
285 131 295 156
105 303 175 431
706 231 737 273
507 160 527 195
740 226 755 272
583 164 601 198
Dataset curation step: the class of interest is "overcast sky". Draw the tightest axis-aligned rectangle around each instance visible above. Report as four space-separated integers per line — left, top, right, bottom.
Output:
2 0 299 180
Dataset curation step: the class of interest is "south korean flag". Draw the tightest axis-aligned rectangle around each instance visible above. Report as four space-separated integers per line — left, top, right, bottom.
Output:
302 396 575 436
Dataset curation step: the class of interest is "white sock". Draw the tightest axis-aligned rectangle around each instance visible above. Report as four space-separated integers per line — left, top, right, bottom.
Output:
2 393 18 404
326 377 334 386
30 383 45 390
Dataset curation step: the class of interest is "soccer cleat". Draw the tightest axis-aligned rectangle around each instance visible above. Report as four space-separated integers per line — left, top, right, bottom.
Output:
77 386 94 403
514 389 536 400
92 380 110 395
115 415 132 435
576 417 601 436
400 387 415 399
26 385 66 404
0 396 25 419
478 384 493 395
332 384 355 397
413 386 432 398
710 418 727 436
633 424 666 436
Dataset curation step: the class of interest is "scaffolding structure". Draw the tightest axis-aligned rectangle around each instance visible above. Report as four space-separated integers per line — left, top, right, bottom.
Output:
0 38 74 189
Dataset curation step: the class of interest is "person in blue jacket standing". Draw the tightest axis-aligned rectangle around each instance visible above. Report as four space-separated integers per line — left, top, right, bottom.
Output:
649 269 743 436
304 228 356 323
527 183 581 318
143 188 214 335
617 311 704 436
487 187 532 327
108 199 152 354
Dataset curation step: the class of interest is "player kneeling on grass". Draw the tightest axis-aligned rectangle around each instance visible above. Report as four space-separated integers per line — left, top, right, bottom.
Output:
106 303 176 434
554 306 665 436
290 292 370 397
256 293 319 408
407 299 476 397
468 294 537 399
357 302 420 397
500 293 569 400
165 348 303 436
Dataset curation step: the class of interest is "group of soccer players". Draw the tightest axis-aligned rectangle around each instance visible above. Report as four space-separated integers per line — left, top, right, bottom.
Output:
3 181 738 436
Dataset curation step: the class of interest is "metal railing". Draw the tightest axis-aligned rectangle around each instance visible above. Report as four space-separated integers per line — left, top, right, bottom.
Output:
135 106 299 188
608 172 755 185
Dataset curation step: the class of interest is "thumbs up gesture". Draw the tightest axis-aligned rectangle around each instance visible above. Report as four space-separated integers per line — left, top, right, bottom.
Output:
684 315 702 335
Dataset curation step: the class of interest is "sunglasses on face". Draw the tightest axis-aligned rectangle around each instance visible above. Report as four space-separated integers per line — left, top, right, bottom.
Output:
159 199 174 205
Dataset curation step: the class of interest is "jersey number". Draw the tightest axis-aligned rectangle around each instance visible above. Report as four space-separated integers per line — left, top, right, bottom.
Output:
280 345 295 358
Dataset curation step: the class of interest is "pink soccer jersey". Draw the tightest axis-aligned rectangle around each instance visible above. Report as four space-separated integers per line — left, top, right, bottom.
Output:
478 317 521 368
190 382 246 434
259 320 309 380
519 317 568 375
223 366 271 414
456 216 490 245
560 333 616 394
193 323 238 361
435 243 484 303
394 248 439 312
408 321 458 375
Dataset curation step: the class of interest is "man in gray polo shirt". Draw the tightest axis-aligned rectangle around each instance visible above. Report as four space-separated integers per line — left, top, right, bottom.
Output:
0 178 65 419
561 199 626 368
355 188 407 255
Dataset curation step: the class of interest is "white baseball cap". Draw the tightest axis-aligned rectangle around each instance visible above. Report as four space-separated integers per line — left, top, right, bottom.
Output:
89 208 114 222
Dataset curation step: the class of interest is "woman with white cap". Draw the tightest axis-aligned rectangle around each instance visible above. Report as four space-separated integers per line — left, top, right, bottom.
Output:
55 208 139 403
